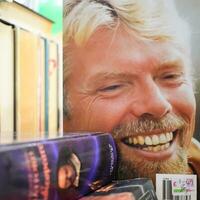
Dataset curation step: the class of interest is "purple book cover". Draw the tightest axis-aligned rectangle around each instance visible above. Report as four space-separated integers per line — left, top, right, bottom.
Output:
0 133 117 200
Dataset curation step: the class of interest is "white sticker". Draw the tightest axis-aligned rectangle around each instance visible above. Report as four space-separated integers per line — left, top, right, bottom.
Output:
156 174 197 200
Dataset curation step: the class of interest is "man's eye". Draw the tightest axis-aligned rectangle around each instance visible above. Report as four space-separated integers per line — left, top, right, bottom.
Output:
158 72 185 87
160 72 185 82
163 73 182 80
99 84 122 92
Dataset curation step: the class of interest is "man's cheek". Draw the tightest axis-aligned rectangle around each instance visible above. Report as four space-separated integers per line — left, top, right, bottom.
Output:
182 114 196 147
91 99 132 131
168 86 196 121
170 89 196 147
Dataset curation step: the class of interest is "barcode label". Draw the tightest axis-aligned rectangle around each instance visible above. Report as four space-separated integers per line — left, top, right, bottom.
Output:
173 195 191 200
162 178 173 199
156 174 197 200
162 179 192 200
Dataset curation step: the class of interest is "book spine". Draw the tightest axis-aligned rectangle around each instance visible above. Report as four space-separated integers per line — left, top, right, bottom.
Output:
48 40 59 138
44 39 49 137
0 21 14 143
0 133 117 200
38 37 46 137
15 27 42 140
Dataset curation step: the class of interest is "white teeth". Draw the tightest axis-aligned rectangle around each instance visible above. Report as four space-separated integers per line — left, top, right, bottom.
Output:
152 135 159 145
145 136 152 145
166 133 171 142
124 132 175 152
153 145 161 152
148 146 153 151
165 142 170 148
142 143 171 152
133 137 138 144
128 137 132 144
159 134 167 144
170 132 173 140
160 144 165 151
138 136 145 145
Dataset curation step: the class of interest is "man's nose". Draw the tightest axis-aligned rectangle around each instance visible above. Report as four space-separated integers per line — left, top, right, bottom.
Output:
131 79 172 119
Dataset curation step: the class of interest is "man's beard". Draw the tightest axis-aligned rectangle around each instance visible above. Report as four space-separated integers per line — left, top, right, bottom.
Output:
112 113 192 184
117 146 188 184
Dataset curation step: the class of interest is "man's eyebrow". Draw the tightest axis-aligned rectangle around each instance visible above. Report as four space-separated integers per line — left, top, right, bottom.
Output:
89 72 135 83
158 59 185 71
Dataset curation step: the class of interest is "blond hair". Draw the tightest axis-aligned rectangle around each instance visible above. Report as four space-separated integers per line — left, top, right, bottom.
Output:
64 0 190 45
63 0 191 115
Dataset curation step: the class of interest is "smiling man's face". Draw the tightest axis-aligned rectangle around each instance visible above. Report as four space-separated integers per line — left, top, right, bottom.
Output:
64 27 196 181
58 164 76 189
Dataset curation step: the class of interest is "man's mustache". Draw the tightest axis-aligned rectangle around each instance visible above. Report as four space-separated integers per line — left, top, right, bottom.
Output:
112 113 188 139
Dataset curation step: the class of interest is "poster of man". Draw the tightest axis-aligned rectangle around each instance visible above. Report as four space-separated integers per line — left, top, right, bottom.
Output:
57 147 81 190
57 147 81 199
63 0 200 198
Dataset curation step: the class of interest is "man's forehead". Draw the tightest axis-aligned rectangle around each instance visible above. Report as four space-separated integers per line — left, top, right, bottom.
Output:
70 27 121 52
69 26 189 73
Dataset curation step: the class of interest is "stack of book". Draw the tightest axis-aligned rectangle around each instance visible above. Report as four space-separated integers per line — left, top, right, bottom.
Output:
0 0 62 143
0 132 158 200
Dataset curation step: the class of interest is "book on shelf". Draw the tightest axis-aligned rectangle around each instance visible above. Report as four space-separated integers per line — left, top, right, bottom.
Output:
0 132 117 200
0 0 52 36
46 40 59 138
15 27 45 140
14 27 60 141
0 1 62 142
0 21 14 143
38 37 46 136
